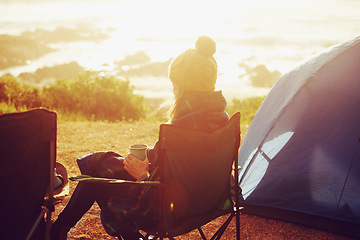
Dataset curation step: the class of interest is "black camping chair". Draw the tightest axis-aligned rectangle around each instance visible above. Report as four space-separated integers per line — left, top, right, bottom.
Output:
71 112 242 239
0 109 58 240
149 112 242 240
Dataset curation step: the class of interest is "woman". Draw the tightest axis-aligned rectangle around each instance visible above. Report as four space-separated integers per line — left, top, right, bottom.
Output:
50 36 230 240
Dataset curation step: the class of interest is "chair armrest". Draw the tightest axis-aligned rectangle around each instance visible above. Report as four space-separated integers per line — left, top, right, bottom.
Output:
69 175 160 185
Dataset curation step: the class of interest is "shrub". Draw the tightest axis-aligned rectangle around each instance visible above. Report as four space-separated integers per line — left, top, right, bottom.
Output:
0 74 42 109
42 71 146 121
226 96 266 126
0 101 27 115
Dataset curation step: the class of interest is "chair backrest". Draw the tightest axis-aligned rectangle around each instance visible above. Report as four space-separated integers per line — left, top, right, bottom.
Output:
0 108 57 240
158 112 240 229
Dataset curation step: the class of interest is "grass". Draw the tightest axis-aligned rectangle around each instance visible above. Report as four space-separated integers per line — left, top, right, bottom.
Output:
54 120 354 240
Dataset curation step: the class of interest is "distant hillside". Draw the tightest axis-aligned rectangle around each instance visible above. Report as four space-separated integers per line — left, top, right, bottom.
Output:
0 34 54 70
18 62 84 84
0 26 109 70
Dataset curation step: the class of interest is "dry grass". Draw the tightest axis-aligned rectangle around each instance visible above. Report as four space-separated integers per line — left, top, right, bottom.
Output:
54 120 354 240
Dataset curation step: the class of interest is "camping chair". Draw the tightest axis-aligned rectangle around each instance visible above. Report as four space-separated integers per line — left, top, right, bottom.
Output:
147 112 241 240
72 112 242 239
0 108 58 240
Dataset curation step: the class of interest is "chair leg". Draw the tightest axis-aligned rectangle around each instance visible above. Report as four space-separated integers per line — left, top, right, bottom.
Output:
26 207 48 240
210 213 234 240
235 209 240 240
45 207 53 240
198 227 207 240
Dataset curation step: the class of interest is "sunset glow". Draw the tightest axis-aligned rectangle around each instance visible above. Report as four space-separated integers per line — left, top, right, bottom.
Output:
1 0 359 100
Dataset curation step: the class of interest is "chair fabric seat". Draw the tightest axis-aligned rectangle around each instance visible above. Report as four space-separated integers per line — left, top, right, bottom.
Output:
153 112 241 239
157 208 232 237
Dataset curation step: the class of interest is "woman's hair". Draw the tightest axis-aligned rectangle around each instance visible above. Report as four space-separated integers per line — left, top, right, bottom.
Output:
169 83 186 119
153 83 185 121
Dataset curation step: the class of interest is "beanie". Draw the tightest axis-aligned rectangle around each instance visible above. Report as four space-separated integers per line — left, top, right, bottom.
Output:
169 36 218 92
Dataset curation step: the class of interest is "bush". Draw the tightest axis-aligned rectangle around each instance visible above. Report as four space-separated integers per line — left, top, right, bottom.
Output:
0 101 27 115
226 96 265 126
1 72 265 125
0 74 42 109
42 71 146 121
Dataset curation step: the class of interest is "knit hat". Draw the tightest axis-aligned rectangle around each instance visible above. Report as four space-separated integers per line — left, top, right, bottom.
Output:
169 36 218 92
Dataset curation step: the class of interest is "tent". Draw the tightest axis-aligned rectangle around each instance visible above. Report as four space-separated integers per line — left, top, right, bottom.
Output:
238 36 360 238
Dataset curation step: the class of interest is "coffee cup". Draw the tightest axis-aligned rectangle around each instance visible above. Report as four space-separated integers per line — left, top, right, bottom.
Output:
129 144 148 160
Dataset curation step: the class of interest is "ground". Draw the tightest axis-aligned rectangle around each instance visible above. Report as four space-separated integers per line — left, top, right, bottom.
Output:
53 120 354 240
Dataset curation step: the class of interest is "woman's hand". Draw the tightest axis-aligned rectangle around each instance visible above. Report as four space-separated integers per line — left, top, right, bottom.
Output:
123 154 150 180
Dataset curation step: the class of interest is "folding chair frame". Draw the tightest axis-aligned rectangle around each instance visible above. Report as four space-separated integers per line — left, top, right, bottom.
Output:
152 112 241 240
0 109 57 240
26 134 57 240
